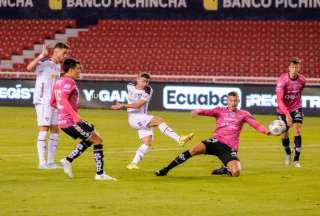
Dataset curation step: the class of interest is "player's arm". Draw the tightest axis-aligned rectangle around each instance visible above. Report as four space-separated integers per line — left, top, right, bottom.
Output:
26 44 49 72
111 99 146 110
245 114 270 135
191 107 219 117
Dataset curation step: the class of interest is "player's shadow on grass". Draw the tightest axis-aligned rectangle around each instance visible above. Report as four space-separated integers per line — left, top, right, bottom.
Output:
153 175 232 182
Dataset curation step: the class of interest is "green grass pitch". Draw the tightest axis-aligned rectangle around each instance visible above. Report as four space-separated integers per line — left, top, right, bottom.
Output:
0 107 319 216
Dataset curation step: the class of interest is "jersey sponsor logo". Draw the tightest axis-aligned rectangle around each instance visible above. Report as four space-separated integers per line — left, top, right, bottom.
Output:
163 86 242 110
0 84 34 100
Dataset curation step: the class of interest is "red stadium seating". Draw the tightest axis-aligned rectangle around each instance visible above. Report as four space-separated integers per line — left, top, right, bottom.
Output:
68 20 320 78
3 20 320 81
0 20 76 60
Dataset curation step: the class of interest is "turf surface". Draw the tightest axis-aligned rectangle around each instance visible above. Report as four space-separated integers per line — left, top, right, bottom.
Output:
0 107 319 216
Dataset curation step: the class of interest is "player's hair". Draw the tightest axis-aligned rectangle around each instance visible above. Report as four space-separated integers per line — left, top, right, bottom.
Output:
288 57 301 65
228 91 239 98
54 42 69 50
139 72 151 80
62 58 81 74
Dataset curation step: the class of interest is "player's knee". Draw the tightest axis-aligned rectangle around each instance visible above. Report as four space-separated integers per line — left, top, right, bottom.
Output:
153 116 163 124
50 125 60 134
231 170 240 177
90 133 103 144
282 132 289 139
293 127 301 136
96 136 103 144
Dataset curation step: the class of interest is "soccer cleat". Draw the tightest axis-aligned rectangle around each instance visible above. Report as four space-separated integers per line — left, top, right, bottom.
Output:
284 154 291 165
60 158 73 178
95 173 117 181
178 133 194 146
38 163 48 169
211 166 229 175
126 163 139 170
46 162 62 169
293 161 301 168
155 168 168 176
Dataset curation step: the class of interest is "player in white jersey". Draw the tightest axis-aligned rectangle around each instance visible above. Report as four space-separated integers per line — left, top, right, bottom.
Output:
27 42 69 169
111 73 194 170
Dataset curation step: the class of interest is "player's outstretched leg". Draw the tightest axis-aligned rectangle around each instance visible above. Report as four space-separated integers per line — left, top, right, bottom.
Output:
155 150 192 176
149 116 194 146
155 142 205 176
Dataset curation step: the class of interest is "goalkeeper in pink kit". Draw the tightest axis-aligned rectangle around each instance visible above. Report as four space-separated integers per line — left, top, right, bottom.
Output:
276 58 306 168
51 58 116 181
155 91 270 177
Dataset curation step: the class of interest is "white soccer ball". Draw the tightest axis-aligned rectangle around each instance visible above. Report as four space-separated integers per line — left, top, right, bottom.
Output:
268 120 287 135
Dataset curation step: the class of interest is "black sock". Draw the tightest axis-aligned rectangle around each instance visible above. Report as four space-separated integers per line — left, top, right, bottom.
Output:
93 144 104 175
164 150 192 172
66 141 92 163
294 136 302 161
282 138 291 155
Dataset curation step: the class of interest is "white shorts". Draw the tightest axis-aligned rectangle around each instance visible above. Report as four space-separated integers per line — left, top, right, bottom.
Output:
128 114 154 139
35 104 59 126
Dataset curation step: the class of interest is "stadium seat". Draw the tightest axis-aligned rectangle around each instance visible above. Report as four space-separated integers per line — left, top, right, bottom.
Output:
4 20 320 80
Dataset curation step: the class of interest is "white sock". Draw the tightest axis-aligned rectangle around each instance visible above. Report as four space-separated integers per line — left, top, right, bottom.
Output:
158 122 180 143
47 133 59 164
37 131 47 165
132 144 149 165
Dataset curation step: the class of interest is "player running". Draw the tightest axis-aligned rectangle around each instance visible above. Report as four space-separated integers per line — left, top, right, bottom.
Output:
111 73 194 170
155 91 270 177
276 57 306 168
51 58 116 181
27 43 69 169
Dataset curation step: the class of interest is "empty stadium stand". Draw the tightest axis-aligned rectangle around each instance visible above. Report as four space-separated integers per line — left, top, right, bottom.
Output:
0 20 76 59
1 20 319 83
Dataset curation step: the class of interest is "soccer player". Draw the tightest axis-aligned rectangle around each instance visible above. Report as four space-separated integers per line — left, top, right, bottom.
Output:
111 73 194 170
155 91 270 177
51 58 116 181
27 43 69 169
276 57 306 168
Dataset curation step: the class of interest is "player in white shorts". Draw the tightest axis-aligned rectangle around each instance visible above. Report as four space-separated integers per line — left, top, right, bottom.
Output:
111 73 194 170
27 43 69 169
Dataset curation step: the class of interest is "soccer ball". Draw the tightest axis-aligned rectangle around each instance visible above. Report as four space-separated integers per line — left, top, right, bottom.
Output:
268 120 287 135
